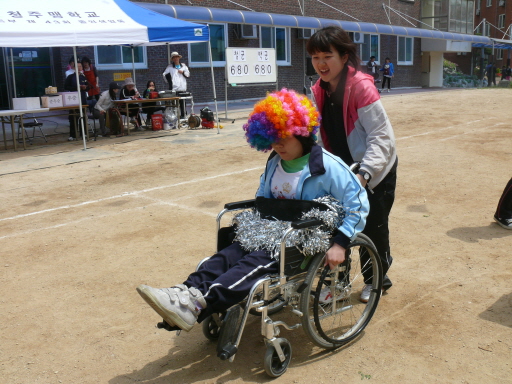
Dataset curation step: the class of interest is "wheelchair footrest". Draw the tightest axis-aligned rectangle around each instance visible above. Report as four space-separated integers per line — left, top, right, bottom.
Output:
217 343 238 361
157 320 182 332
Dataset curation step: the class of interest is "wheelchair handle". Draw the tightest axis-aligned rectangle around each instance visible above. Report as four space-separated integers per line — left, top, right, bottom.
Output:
291 218 323 229
223 199 256 210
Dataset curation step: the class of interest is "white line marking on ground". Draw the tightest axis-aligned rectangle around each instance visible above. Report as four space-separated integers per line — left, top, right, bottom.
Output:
396 119 486 141
139 195 218 218
0 205 153 241
0 167 261 223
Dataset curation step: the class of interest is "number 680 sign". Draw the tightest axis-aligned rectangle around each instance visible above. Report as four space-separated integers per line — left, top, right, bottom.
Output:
226 48 277 84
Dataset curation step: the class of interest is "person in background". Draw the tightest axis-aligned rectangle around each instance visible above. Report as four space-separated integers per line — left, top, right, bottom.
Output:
494 178 512 230
119 77 142 130
65 57 77 78
136 89 369 332
64 62 89 141
366 56 378 79
94 82 120 137
307 26 397 303
142 80 165 126
380 57 394 92
162 51 190 119
81 56 100 101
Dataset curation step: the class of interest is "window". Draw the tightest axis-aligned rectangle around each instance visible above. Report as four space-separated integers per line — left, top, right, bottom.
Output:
260 27 291 65
397 36 413 65
498 14 506 29
497 49 503 59
487 0 492 6
188 23 226 67
95 46 147 70
485 23 491 36
361 34 380 63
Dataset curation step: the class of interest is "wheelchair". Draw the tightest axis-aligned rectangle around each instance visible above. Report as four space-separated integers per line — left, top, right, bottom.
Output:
156 198 383 378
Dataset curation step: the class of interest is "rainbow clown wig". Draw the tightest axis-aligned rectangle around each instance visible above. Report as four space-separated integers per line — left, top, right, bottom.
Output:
243 88 321 152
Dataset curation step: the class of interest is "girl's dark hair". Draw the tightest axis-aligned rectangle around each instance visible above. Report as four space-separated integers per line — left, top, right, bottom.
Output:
108 82 119 100
306 26 360 71
146 80 155 88
81 56 91 66
295 135 317 155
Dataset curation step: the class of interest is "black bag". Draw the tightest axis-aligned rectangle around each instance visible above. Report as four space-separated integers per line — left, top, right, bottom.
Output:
200 106 214 121
254 196 328 222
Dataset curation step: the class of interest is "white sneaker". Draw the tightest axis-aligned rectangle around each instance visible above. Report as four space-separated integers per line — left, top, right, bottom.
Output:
68 137 75 141
318 285 348 304
136 284 206 331
360 284 372 303
387 89 390 93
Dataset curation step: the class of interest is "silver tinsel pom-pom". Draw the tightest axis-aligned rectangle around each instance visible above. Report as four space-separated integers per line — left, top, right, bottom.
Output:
232 196 346 259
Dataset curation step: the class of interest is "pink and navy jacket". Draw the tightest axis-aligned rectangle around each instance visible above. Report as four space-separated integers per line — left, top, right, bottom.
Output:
311 66 397 189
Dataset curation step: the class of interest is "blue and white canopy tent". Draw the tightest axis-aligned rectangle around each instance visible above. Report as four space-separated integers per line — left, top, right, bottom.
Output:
0 0 218 149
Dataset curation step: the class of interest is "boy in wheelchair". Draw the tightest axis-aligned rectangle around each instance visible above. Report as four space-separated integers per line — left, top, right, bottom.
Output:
137 89 369 333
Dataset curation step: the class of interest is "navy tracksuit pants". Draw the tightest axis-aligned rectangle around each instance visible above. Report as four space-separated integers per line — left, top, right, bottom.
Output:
184 242 278 323
495 178 512 220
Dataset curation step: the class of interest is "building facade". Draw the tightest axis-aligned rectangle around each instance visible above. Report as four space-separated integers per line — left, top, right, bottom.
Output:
0 0 491 109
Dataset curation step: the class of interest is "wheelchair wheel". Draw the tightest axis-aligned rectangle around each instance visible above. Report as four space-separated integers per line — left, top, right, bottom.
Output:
202 314 222 341
263 338 292 378
299 233 383 349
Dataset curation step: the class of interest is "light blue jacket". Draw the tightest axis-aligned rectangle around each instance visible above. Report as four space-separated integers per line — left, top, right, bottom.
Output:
256 145 369 243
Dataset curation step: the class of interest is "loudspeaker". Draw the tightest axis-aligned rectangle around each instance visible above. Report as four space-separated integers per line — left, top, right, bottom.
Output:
306 57 316 76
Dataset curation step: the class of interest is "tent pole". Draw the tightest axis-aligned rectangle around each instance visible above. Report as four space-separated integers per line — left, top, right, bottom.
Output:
131 45 136 85
10 48 16 100
73 47 87 151
207 25 220 134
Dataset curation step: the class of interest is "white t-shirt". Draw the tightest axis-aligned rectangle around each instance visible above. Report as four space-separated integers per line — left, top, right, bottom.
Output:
271 162 302 199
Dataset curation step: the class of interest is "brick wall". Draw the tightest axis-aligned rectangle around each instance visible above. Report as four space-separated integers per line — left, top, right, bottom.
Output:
53 0 423 102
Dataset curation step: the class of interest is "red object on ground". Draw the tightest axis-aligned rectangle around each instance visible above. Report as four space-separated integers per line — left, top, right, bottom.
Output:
152 115 163 130
201 118 215 129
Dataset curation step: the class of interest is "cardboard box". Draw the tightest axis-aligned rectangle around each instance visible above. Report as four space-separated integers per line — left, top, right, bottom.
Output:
45 86 58 94
58 92 80 107
41 95 63 108
12 97 41 110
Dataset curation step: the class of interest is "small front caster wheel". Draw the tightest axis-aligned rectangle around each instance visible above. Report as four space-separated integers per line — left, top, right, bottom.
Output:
202 315 221 341
263 338 292 378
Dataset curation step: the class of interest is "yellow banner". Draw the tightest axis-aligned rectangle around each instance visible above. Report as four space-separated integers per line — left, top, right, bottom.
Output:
113 73 132 82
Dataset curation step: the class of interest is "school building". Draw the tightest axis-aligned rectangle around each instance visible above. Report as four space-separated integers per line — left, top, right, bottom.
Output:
1 0 504 109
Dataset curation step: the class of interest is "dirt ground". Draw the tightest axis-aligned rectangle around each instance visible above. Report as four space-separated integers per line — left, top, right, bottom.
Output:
1 88 511 384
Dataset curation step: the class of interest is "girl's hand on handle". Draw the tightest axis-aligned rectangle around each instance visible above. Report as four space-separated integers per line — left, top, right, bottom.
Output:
325 243 346 270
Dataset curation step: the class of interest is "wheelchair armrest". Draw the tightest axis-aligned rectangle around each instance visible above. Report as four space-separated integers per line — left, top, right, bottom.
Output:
291 218 323 229
224 199 256 210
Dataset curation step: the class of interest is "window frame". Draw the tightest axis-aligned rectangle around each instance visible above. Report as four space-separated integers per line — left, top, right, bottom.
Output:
259 26 291 66
94 46 148 70
498 14 506 29
188 23 228 68
497 49 504 60
360 34 380 65
486 0 492 7
397 36 414 66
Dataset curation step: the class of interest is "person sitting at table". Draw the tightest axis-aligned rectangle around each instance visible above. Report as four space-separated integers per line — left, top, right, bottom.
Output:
142 80 165 126
94 82 121 137
119 77 142 130
162 51 190 119
64 62 89 141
